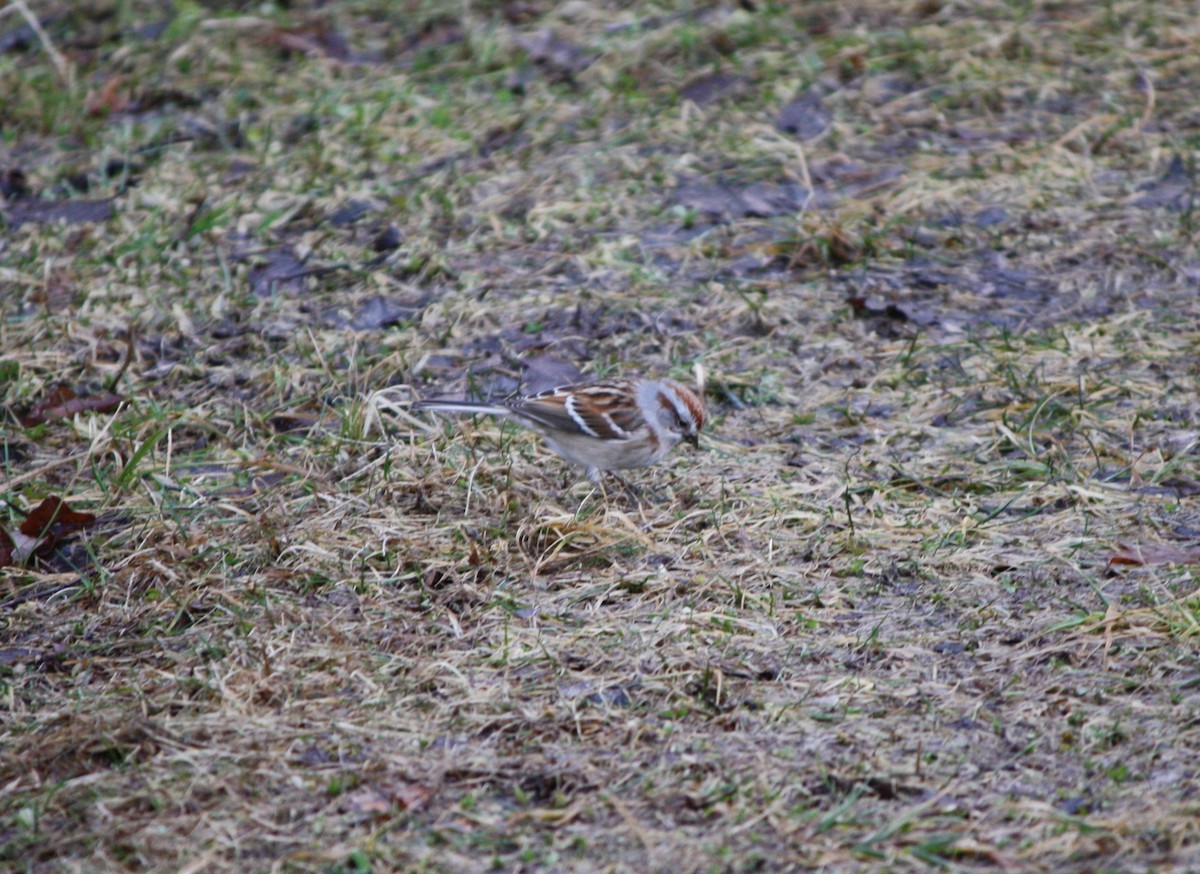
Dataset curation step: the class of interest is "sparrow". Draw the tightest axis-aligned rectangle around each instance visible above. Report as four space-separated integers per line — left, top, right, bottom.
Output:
413 377 705 485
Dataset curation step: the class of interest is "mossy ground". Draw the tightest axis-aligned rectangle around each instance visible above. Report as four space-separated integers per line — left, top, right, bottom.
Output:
3 2 1199 872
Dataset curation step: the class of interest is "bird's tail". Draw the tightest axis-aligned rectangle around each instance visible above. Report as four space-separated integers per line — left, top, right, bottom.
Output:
412 399 509 418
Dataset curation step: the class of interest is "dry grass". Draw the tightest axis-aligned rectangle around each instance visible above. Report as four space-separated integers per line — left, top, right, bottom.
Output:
3 1 1200 871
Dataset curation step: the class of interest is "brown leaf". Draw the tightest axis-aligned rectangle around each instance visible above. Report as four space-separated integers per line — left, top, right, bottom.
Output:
344 786 392 816
19 496 97 542
260 24 352 61
343 781 434 817
1108 542 1200 568
0 529 14 567
390 781 434 811
22 385 123 427
29 262 78 310
0 496 96 568
85 74 132 117
23 383 75 422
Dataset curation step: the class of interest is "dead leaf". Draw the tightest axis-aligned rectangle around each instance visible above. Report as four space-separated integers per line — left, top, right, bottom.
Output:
260 24 353 62
23 384 74 422
776 92 831 140
518 29 595 79
350 296 424 330
1157 479 1200 498
85 74 132 117
390 782 434 811
329 198 381 227
680 72 748 106
126 88 202 114
520 355 584 394
371 224 403 252
21 385 124 427
0 496 97 567
8 199 114 229
402 16 464 55
0 647 43 665
345 786 392 816
19 496 97 542
1 167 30 200
1132 154 1196 211
343 781 432 816
847 295 937 325
973 206 1008 228
28 262 78 310
249 249 308 297
751 221 860 270
270 413 322 434
673 177 809 221
0 529 14 567
1108 542 1200 568
222 159 257 185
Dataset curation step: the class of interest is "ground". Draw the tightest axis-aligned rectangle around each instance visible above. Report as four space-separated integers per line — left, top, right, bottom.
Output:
2 1 1200 872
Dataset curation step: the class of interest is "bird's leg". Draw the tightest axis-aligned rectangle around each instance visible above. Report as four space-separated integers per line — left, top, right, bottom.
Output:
570 466 606 512
584 468 644 508
607 472 644 507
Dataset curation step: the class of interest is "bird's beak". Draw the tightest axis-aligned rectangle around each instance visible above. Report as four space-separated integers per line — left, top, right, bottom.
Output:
685 433 700 449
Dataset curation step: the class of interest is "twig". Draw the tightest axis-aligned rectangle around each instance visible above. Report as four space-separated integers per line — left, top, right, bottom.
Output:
0 451 92 492
0 578 82 611
106 322 138 393
3 0 73 87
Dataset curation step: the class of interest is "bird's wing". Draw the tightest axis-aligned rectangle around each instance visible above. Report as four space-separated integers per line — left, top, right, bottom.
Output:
510 383 644 440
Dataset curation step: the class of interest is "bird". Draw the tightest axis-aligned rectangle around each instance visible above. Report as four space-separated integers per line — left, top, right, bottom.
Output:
413 376 705 487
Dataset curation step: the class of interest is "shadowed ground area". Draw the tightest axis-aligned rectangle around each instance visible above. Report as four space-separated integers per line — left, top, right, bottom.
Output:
2 1 1200 871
